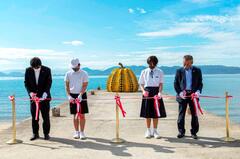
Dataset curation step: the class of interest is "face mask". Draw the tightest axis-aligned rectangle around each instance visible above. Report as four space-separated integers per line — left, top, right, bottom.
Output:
72 68 80 72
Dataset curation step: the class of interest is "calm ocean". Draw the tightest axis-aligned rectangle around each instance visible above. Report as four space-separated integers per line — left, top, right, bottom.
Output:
0 74 240 123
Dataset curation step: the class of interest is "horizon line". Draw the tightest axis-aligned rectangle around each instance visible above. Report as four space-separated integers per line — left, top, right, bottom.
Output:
1 64 240 73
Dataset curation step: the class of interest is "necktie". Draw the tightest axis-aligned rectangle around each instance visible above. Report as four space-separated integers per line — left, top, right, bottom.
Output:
150 70 154 78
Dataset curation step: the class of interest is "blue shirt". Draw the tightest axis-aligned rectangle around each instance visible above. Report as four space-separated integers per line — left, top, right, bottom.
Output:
185 67 192 90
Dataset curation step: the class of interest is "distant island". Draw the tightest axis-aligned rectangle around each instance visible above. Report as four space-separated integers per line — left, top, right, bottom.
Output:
1 65 240 77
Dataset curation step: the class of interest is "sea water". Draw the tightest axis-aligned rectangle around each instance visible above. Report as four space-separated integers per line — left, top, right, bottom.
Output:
0 74 240 123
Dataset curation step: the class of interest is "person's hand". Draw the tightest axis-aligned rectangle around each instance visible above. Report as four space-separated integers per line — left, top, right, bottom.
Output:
42 92 48 100
179 91 186 99
68 95 74 102
143 91 149 97
158 92 162 99
30 92 36 99
78 93 82 102
194 91 201 98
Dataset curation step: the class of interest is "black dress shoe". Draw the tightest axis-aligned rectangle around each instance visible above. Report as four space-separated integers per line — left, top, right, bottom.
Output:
191 134 198 140
177 133 185 138
30 134 39 141
44 134 50 140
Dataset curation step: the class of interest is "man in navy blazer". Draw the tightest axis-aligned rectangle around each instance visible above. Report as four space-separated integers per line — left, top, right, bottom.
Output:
24 57 52 141
174 55 203 139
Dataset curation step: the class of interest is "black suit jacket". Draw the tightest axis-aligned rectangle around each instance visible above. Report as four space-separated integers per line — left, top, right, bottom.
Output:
24 66 52 99
174 66 203 96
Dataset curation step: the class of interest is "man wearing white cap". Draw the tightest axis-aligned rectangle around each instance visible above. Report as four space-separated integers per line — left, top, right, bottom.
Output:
64 58 89 140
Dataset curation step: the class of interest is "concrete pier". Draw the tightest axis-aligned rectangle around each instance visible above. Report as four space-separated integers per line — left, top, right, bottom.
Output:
0 90 240 159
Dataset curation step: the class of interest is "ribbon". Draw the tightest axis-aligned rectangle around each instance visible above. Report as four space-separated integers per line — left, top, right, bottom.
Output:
70 98 83 119
114 95 126 117
191 93 203 116
7 94 232 102
29 93 41 121
33 97 41 120
75 98 83 119
153 95 161 117
9 96 15 101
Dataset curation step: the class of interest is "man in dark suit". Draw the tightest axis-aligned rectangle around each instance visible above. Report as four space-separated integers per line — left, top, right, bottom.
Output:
174 55 203 139
24 57 52 141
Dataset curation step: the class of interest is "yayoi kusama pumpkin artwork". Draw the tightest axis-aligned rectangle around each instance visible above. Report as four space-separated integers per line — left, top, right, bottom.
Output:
107 63 139 92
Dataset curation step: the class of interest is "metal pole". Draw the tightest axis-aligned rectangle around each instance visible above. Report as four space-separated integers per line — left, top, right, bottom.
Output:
6 95 23 145
111 92 124 143
222 92 235 142
225 92 230 138
116 101 120 139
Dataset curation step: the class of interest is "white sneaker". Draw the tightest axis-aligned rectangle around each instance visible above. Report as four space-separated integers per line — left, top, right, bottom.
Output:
153 129 161 139
145 129 151 139
80 131 87 140
150 129 154 137
73 131 80 139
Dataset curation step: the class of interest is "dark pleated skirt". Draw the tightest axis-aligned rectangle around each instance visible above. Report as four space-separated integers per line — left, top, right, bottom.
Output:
140 87 167 118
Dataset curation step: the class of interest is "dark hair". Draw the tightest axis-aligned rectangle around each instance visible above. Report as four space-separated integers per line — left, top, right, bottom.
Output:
147 56 158 66
30 57 42 68
183 55 193 64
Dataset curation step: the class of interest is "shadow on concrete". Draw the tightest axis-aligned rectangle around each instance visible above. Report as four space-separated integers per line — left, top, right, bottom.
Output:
22 142 59 150
163 136 240 148
49 137 175 157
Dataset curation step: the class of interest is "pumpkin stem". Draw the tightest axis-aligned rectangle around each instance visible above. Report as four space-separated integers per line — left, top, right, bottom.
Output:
118 63 124 68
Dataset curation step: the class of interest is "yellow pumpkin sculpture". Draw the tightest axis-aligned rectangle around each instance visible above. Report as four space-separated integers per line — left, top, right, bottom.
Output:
107 63 139 92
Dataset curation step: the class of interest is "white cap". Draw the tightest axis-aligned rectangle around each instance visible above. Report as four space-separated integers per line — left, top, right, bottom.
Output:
70 58 80 68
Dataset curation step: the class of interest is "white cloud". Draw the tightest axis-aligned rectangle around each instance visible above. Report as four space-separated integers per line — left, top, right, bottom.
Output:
184 0 219 4
191 15 230 24
115 54 131 57
136 24 240 65
135 4 240 66
137 8 147 14
0 48 73 71
128 8 134 14
128 7 147 14
147 45 199 51
62 40 84 46
137 22 210 37
0 48 72 61
137 31 240 66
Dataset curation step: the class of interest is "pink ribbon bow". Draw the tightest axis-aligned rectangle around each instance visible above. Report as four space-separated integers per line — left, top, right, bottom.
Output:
191 93 203 116
33 97 41 120
9 96 15 101
153 95 161 117
70 98 83 119
114 95 126 117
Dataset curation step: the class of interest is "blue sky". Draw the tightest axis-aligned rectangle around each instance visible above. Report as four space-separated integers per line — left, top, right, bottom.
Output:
0 0 240 71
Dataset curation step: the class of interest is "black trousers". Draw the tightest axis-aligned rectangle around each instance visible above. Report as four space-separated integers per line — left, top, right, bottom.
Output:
30 100 50 135
177 96 199 135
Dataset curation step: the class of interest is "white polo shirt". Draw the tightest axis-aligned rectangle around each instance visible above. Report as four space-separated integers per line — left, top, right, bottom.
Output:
138 67 164 88
64 69 89 94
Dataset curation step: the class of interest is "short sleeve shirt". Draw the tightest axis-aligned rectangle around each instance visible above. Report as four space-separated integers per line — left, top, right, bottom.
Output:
64 70 89 94
138 67 164 88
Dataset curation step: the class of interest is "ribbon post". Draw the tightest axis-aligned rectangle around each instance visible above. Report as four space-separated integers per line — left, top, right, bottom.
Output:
6 95 23 145
111 93 125 144
221 92 235 142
